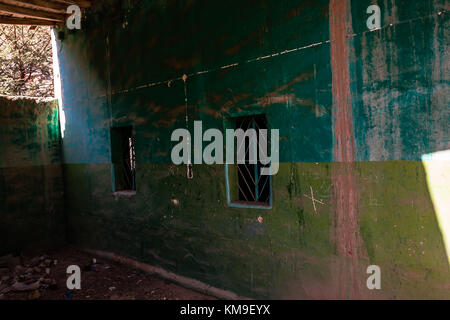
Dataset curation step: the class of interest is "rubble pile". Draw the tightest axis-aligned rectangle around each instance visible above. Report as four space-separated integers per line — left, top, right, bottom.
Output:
0 254 58 300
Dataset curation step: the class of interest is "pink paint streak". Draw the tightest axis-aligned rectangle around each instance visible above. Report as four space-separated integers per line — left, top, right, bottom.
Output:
329 0 367 299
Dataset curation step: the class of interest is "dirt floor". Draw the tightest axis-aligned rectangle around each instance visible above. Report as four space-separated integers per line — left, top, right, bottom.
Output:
0 248 216 300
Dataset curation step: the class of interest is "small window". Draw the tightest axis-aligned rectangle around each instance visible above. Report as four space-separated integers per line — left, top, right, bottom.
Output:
225 114 272 209
110 126 136 192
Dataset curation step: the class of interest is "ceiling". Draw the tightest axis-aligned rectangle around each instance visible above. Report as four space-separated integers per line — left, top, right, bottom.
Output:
0 0 92 26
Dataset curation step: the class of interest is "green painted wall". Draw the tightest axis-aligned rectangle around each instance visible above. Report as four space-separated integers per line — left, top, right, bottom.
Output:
56 0 450 299
0 96 65 255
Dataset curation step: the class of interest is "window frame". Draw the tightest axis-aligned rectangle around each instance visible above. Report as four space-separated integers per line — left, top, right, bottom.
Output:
110 125 137 195
223 112 273 210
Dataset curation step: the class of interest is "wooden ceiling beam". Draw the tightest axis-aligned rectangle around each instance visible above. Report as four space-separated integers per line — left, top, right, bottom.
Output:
8 0 69 13
0 15 57 26
52 0 92 8
0 2 65 21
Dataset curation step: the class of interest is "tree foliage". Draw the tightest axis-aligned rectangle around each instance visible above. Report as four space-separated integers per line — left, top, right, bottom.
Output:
0 25 54 97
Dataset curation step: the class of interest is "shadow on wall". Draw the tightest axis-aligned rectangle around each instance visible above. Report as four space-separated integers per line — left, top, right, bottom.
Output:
0 96 66 255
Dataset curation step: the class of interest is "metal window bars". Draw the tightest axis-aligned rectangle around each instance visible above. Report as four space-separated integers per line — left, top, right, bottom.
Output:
234 115 271 204
121 136 136 191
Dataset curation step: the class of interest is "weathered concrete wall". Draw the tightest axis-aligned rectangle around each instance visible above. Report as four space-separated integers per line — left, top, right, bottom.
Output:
350 0 450 161
0 96 65 254
56 0 449 299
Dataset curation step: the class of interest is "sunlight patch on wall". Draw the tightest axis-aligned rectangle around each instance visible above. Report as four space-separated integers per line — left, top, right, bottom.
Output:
51 30 65 138
422 150 450 265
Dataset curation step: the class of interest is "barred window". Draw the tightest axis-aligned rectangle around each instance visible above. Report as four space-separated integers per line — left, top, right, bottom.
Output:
225 114 272 209
110 126 136 192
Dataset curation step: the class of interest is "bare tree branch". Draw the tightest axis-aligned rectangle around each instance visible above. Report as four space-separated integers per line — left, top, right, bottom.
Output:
0 24 54 97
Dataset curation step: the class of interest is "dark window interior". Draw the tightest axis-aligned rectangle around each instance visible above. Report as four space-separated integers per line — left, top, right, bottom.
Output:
110 126 136 192
234 115 270 205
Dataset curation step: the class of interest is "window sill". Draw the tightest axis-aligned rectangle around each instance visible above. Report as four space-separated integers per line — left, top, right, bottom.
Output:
228 201 272 210
112 190 136 198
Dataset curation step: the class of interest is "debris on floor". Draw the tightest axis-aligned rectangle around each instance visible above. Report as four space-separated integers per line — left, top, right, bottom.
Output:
0 253 58 300
0 248 215 300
